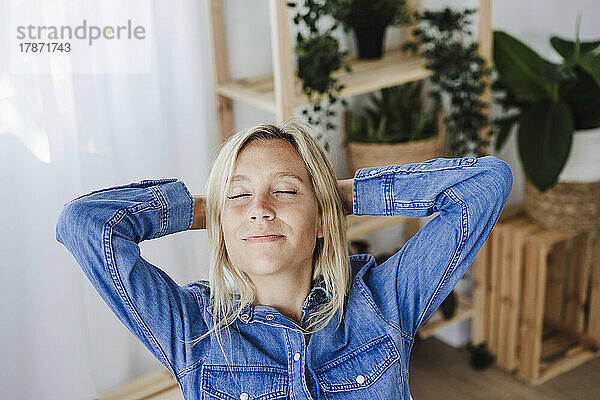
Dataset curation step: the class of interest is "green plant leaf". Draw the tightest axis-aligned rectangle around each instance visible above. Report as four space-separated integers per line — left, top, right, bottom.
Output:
578 46 600 87
562 67 600 129
366 117 376 140
492 114 519 152
550 35 600 86
494 31 566 103
376 116 387 141
330 0 408 30
550 36 600 61
517 101 574 192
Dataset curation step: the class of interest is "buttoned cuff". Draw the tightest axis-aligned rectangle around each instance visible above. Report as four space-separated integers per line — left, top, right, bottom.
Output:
154 180 195 235
353 167 390 216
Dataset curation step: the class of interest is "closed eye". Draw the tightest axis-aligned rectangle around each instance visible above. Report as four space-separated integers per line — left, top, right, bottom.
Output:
227 194 249 199
227 190 297 200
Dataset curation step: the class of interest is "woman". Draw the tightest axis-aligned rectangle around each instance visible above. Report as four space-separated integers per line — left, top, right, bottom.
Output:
56 120 513 400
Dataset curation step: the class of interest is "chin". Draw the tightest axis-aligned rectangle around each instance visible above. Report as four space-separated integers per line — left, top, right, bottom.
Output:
240 260 284 277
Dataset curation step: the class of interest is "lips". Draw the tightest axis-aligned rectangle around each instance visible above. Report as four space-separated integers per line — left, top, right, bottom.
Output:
245 232 284 239
243 233 285 242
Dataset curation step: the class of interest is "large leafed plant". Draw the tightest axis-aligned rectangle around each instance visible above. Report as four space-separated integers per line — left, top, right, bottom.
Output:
492 23 600 192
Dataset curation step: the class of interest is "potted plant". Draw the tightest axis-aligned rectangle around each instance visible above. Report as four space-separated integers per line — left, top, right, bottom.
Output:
288 1 352 151
492 24 600 230
330 0 410 59
403 7 491 157
343 80 443 172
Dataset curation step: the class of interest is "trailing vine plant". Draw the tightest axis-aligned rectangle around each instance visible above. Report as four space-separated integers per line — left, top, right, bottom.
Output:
287 0 351 151
403 7 491 156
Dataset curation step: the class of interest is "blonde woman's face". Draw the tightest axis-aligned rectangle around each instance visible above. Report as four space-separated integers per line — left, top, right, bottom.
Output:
221 138 324 281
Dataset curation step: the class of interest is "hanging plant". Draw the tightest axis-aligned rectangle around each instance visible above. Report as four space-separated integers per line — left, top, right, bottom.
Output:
288 0 351 151
403 7 491 156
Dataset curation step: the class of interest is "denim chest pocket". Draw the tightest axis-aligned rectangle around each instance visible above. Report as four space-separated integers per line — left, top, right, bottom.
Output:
314 334 401 399
200 364 288 400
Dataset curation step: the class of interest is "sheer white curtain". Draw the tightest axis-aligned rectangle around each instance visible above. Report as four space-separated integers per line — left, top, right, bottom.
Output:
0 1 216 398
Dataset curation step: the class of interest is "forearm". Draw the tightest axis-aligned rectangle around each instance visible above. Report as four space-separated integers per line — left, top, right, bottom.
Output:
190 195 207 229
338 178 354 215
352 156 512 218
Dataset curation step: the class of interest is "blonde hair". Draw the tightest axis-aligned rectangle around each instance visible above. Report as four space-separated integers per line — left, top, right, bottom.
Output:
183 119 351 350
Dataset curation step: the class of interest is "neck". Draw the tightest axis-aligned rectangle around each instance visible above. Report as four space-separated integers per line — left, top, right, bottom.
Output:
250 266 313 326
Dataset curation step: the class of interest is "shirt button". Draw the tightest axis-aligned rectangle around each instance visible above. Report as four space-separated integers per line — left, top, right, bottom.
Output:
239 393 249 400
356 374 365 384
241 314 249 319
265 314 274 320
294 352 301 361
420 165 427 169
369 170 378 175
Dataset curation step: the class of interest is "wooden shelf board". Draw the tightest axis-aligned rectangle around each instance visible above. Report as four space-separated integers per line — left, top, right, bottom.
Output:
217 75 278 113
347 214 411 241
149 386 185 400
97 368 179 400
216 47 431 113
536 345 600 385
418 293 474 339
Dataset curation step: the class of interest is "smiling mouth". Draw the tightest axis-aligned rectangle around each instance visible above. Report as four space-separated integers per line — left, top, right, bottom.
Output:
244 235 285 243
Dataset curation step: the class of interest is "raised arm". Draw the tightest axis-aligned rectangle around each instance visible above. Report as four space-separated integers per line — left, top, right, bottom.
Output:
351 156 513 338
55 178 210 383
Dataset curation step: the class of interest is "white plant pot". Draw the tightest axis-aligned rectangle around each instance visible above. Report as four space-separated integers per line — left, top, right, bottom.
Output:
557 126 600 183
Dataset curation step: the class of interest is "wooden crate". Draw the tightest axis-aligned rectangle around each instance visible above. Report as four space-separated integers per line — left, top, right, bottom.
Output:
472 208 600 385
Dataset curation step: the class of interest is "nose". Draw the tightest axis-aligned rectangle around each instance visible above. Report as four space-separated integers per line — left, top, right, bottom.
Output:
249 192 275 221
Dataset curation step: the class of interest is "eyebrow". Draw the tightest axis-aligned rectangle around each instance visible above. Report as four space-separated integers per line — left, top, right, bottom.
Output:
231 171 305 184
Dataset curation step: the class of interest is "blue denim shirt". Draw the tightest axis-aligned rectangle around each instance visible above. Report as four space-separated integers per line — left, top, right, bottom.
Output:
55 155 513 400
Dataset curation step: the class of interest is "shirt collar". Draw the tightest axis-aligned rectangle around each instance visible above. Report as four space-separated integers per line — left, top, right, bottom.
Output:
301 279 332 311
236 279 332 323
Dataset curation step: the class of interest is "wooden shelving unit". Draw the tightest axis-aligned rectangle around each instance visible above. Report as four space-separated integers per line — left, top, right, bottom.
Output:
206 0 437 139
347 214 411 241
419 293 474 339
215 47 431 115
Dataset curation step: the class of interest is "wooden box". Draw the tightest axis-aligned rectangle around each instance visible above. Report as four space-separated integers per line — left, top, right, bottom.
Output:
472 208 600 385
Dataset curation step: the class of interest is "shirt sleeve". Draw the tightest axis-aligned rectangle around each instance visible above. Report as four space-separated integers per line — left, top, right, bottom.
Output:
352 155 513 338
55 178 209 382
